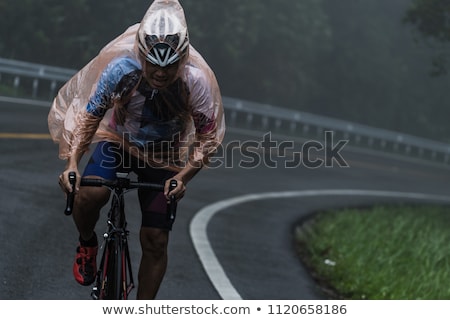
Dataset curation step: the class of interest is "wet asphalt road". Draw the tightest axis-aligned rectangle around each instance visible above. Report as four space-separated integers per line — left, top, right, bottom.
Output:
2 101 450 300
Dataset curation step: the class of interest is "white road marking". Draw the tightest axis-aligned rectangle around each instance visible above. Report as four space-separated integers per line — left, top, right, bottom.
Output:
189 189 450 300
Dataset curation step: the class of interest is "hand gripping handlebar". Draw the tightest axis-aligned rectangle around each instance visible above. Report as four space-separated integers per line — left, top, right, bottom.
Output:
63 172 178 222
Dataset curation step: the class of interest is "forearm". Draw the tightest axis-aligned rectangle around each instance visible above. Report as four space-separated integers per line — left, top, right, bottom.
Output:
65 149 85 170
60 112 101 191
174 159 203 184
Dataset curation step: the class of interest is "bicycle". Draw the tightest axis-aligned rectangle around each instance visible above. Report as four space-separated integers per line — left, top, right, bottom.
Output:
64 171 177 300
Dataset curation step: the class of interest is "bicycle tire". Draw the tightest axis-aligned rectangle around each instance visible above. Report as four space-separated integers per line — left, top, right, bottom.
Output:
103 238 123 299
91 244 107 300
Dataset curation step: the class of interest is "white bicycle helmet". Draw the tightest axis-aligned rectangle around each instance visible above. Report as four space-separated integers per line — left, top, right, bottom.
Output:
137 0 189 67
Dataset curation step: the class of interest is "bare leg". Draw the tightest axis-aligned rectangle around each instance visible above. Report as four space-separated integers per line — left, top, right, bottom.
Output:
72 176 111 241
137 226 169 300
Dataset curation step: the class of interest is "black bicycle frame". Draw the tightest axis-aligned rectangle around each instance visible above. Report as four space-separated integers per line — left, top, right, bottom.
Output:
91 181 133 300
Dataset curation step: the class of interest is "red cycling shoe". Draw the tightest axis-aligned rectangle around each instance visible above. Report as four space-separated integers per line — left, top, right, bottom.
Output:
73 244 98 286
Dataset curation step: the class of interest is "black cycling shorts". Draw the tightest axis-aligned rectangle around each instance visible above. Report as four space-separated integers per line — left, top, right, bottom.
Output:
83 141 177 230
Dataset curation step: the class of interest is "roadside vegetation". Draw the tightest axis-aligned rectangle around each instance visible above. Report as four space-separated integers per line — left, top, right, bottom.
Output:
295 204 450 299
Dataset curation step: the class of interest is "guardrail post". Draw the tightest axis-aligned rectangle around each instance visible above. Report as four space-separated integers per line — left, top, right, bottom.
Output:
343 132 350 140
246 113 253 126
49 80 57 100
32 78 39 98
316 126 323 139
431 151 437 161
261 116 268 130
303 124 310 135
275 119 282 130
13 76 20 96
418 148 424 158
229 110 237 126
393 143 399 152
405 145 411 155
290 121 297 134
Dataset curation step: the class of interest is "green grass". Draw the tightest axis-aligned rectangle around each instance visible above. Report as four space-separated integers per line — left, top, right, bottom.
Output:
295 205 450 299
0 84 18 96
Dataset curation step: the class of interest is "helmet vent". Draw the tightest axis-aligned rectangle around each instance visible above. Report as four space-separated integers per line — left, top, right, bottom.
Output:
147 42 180 67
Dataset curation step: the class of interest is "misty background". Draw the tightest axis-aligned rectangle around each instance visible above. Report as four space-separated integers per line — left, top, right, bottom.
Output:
0 0 448 142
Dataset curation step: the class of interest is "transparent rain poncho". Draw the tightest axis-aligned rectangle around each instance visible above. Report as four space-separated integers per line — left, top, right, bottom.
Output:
48 0 225 171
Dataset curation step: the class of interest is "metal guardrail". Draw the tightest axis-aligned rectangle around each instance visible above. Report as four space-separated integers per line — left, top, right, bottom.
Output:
0 57 76 100
223 97 450 163
1 57 449 164
0 57 76 81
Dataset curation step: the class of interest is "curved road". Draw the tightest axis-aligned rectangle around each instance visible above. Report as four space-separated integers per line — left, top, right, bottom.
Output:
1 101 450 300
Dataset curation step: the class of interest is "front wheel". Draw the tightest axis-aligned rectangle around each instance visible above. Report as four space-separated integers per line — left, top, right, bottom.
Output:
103 238 123 299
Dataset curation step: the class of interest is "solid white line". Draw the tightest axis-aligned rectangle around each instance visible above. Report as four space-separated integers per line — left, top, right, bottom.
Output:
189 189 450 300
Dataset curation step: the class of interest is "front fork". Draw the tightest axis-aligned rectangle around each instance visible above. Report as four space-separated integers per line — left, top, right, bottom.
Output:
91 224 133 299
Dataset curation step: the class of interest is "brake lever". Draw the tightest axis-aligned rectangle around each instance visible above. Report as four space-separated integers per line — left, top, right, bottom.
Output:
167 179 178 222
64 171 77 216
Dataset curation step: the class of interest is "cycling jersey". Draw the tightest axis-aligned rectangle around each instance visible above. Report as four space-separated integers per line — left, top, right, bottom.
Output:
86 56 187 148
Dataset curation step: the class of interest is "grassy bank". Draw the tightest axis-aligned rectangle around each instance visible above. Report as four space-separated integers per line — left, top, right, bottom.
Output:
295 205 450 299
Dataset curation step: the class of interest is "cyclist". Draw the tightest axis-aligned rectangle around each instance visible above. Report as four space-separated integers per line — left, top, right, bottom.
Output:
48 0 225 299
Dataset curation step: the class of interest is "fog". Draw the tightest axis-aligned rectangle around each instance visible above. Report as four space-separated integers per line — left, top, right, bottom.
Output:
0 0 448 141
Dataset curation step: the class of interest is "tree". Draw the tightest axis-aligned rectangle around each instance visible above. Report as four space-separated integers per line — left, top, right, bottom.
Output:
0 0 147 68
0 0 331 110
182 0 331 109
308 0 450 141
404 0 450 75
2 0 448 140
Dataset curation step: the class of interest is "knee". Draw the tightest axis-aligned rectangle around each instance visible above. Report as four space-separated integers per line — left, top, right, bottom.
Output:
140 228 169 260
75 187 110 210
